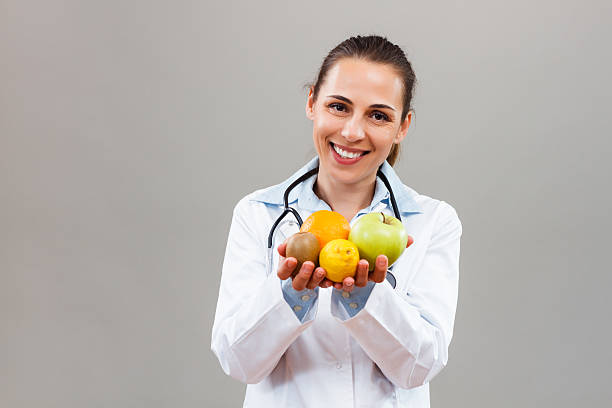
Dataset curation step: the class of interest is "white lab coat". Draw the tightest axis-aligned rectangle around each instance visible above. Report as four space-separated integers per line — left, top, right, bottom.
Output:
211 157 462 407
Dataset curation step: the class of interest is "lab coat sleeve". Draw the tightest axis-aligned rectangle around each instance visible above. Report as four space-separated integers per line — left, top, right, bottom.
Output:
331 201 462 389
211 198 318 384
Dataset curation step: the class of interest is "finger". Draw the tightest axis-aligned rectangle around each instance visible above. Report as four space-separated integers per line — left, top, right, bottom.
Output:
277 242 287 257
341 276 355 293
277 257 297 280
319 278 334 288
333 282 343 290
406 235 414 249
369 255 388 283
292 261 315 291
354 260 369 287
306 267 326 290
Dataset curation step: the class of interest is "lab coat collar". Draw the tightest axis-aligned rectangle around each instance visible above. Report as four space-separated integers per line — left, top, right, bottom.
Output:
250 156 422 214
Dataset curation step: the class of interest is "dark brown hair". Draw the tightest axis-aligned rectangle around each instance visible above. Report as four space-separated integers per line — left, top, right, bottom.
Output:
308 35 417 166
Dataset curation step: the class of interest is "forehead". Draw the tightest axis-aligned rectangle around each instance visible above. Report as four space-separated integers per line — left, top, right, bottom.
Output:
321 58 404 109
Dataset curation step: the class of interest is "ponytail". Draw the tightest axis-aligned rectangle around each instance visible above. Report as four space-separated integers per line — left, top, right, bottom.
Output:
386 143 400 166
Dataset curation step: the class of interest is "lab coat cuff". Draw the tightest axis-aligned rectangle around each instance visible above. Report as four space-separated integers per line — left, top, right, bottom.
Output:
281 279 319 323
358 277 397 317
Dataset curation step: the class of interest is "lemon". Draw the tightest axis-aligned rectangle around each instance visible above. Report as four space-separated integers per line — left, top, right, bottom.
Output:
319 239 360 283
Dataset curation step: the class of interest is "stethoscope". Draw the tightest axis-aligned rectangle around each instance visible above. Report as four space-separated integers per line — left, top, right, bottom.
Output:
265 164 401 288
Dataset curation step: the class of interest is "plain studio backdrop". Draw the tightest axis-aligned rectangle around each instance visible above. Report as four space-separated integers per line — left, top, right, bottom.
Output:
1 1 611 407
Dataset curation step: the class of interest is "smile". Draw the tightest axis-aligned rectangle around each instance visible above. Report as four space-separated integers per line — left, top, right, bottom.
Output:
330 142 369 159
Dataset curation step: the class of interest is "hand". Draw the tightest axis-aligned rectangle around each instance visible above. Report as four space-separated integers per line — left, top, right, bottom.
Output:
335 234 414 292
277 242 330 291
331 254 389 293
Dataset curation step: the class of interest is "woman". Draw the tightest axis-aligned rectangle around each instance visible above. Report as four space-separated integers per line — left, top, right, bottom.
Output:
211 35 462 407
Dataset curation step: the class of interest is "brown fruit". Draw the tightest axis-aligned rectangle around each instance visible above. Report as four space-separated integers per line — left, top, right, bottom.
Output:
285 232 320 277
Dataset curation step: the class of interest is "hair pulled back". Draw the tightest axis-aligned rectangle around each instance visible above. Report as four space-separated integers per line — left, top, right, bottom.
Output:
309 35 417 166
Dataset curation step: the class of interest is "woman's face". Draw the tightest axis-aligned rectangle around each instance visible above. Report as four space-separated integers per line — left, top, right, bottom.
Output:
306 58 412 187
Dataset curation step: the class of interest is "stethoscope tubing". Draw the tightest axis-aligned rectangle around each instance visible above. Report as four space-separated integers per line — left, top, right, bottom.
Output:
267 165 401 249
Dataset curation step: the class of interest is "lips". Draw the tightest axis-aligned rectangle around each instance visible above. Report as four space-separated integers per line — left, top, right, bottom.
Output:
330 142 369 157
329 142 369 164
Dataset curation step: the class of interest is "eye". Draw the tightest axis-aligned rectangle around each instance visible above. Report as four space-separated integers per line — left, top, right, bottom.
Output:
328 102 347 112
371 111 390 122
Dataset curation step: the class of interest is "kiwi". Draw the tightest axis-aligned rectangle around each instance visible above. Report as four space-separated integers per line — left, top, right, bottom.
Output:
285 232 320 277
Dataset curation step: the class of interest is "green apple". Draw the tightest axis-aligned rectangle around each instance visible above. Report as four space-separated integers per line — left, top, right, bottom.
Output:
348 212 411 271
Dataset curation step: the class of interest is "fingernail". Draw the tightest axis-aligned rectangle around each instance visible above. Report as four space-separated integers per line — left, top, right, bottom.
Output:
346 281 353 286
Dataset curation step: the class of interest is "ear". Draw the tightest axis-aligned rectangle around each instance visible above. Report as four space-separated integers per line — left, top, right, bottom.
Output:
305 87 315 120
394 110 412 143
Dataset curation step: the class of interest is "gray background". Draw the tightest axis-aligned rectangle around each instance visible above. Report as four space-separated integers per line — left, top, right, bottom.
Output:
1 0 611 407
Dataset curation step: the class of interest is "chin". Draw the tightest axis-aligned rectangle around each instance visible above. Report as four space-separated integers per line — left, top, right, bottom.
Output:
326 162 373 186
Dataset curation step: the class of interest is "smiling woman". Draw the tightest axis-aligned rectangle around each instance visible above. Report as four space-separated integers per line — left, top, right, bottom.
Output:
307 36 417 167
306 57 414 220
211 35 462 408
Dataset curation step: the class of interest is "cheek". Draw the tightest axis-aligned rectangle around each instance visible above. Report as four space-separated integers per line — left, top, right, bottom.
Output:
312 116 337 139
370 129 395 147
311 122 328 153
313 119 334 138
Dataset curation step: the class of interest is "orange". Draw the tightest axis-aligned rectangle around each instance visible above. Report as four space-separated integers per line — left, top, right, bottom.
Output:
319 239 360 283
299 210 351 250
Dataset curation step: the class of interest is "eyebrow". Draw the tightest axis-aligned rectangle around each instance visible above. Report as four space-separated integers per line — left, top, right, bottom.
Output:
326 94 396 112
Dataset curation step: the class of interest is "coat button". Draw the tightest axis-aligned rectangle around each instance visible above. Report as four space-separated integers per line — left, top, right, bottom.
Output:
342 291 350 298
293 305 302 312
349 302 358 309
301 295 310 301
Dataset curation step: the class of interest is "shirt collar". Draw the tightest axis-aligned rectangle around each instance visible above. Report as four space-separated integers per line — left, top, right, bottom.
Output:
249 156 422 214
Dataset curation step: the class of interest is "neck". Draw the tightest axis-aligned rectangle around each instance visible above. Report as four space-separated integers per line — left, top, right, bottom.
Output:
313 168 377 222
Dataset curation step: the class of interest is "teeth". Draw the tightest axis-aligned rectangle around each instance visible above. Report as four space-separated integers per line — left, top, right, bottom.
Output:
333 144 363 159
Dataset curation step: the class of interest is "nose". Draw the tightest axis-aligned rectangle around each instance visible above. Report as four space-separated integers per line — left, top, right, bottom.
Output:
340 115 365 142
